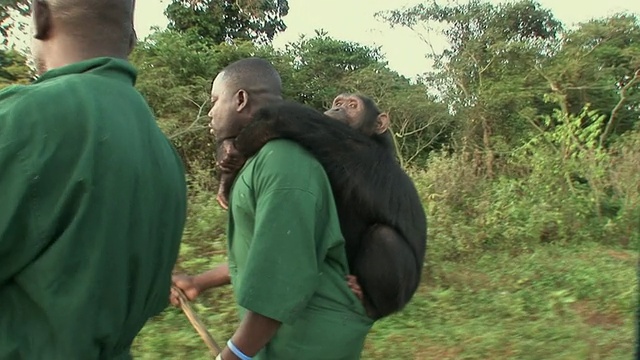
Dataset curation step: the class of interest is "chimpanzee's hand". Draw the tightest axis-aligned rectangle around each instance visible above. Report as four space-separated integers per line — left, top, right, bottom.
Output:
346 274 364 302
216 139 245 173
216 188 229 210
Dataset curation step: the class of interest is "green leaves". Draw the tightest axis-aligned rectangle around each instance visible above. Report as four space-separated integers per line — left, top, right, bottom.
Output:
0 48 32 85
164 0 289 45
0 0 29 45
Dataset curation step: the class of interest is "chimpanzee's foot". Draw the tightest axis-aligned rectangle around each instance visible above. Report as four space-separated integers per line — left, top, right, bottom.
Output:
346 274 378 319
346 274 363 301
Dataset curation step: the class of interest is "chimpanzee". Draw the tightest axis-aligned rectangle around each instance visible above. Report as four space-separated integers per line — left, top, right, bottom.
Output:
216 94 427 320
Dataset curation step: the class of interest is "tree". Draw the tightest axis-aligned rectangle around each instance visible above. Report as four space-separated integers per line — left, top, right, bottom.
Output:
536 14 640 146
0 0 29 45
378 0 563 176
165 0 289 45
283 30 385 109
0 48 32 88
129 30 286 175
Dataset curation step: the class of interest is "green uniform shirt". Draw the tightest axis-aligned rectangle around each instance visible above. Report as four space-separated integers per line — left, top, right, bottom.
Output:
0 57 187 359
227 139 374 360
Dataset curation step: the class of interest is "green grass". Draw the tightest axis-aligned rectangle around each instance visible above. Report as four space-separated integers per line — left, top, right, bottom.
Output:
130 191 637 359
131 245 636 359
361 243 636 359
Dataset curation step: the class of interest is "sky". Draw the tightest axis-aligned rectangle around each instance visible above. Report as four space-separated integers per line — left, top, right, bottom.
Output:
133 0 640 79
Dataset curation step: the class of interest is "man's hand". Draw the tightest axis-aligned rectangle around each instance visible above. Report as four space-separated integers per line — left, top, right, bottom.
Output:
169 264 232 306
169 274 201 307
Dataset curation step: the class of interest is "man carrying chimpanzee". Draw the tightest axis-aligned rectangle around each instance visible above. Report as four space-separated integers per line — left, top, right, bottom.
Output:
171 58 374 359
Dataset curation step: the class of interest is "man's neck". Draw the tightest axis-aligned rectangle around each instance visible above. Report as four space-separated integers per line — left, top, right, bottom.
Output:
42 39 128 73
251 94 283 111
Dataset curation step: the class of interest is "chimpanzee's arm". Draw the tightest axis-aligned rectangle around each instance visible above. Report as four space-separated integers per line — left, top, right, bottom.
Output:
234 101 376 160
215 139 245 210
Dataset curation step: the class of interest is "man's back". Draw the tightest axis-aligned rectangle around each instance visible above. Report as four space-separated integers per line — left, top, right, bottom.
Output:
227 139 373 359
0 57 187 359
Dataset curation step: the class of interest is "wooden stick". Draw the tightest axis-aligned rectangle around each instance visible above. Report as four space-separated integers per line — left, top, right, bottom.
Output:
172 285 222 357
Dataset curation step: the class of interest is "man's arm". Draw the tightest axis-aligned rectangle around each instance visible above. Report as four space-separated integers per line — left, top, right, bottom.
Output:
191 263 232 290
221 141 329 357
170 263 231 306
220 189 320 358
220 311 281 359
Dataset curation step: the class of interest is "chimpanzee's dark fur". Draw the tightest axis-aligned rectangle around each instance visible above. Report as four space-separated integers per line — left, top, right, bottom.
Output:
229 100 427 320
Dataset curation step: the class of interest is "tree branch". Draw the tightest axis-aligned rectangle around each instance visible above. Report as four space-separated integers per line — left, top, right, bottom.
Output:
599 68 640 147
169 97 209 140
406 125 447 164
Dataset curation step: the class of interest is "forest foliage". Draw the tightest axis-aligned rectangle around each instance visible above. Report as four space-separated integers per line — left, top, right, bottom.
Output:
2 0 638 255
134 0 639 255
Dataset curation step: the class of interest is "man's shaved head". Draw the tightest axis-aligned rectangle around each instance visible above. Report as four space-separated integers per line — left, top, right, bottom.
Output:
50 0 133 24
217 57 282 97
31 0 137 73
208 58 283 141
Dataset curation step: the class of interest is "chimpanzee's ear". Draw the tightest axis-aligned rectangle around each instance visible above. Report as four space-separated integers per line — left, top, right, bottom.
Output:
374 112 390 134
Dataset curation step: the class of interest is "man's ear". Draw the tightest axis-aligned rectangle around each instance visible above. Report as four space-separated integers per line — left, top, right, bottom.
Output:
127 0 137 54
32 0 52 41
235 89 249 113
127 28 138 54
374 112 390 134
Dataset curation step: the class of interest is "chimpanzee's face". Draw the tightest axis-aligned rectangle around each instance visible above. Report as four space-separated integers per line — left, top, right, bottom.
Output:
325 93 390 136
324 94 368 131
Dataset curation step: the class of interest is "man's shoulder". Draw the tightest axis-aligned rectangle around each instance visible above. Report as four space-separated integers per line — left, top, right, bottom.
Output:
251 139 324 173
0 83 31 109
256 139 315 162
0 77 76 119
0 83 81 150
259 138 307 152
0 84 43 133
0 67 125 110
245 139 330 194
0 72 147 134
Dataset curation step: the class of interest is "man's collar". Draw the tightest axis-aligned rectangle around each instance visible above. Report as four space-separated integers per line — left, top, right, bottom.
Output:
34 57 138 85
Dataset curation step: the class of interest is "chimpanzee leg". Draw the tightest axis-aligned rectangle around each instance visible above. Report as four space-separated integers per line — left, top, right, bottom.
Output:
352 224 421 320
